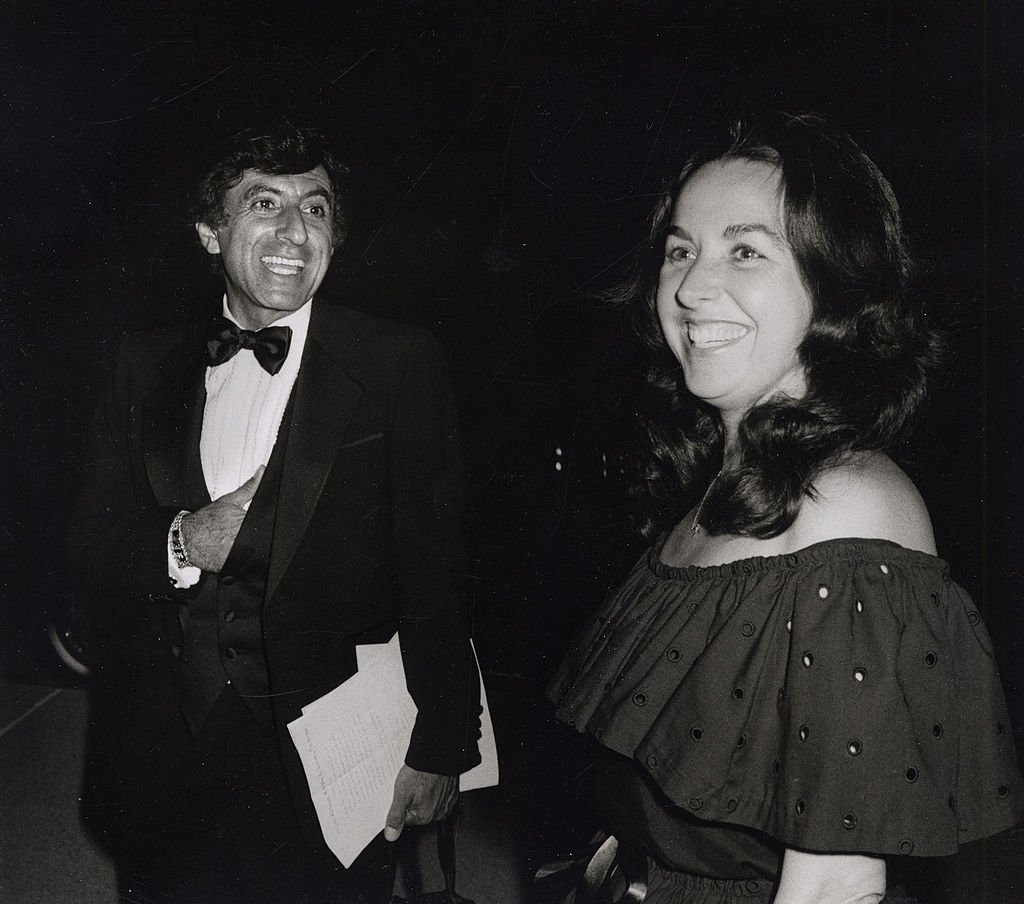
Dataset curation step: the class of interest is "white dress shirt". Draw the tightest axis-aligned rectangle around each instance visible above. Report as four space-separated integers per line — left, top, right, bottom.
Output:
168 298 312 588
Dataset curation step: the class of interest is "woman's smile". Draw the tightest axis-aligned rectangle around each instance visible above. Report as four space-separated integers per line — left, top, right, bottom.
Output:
686 320 750 349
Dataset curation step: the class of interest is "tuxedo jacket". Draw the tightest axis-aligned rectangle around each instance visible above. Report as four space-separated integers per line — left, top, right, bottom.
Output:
71 301 481 839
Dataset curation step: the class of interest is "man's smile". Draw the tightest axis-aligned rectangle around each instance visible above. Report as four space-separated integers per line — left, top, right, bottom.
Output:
261 255 306 275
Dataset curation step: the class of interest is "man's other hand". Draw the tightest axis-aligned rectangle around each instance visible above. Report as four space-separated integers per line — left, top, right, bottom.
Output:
180 467 264 573
384 765 458 842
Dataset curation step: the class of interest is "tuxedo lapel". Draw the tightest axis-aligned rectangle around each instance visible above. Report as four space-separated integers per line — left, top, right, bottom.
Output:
266 305 369 603
142 338 210 510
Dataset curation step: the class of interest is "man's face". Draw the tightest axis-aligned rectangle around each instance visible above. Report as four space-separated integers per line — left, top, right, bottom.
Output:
196 166 336 329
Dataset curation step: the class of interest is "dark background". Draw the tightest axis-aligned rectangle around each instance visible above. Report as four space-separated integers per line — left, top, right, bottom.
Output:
2 0 1022 875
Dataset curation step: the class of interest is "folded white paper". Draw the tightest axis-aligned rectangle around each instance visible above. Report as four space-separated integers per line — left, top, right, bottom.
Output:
287 633 498 867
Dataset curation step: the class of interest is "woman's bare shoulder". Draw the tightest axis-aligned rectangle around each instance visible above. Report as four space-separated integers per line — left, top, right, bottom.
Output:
789 451 937 555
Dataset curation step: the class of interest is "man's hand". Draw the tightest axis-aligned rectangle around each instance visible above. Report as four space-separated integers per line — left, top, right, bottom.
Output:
180 467 264 573
384 765 458 842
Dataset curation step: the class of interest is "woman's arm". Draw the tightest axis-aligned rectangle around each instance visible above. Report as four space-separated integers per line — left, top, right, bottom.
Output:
773 849 885 904
775 452 923 903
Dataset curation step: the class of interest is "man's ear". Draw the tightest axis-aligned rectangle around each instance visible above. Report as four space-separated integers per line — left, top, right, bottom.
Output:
196 222 221 254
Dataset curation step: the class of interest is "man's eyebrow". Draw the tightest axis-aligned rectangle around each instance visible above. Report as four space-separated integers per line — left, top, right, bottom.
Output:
242 182 282 202
240 183 333 206
301 187 333 206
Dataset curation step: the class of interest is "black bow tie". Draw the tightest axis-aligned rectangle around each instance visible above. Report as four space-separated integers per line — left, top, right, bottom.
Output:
206 317 292 375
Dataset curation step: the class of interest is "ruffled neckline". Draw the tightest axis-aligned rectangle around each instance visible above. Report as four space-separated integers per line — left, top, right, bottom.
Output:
552 532 1021 859
648 534 949 582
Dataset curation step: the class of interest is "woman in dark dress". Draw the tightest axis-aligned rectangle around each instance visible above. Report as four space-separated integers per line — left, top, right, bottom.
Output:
548 112 1022 902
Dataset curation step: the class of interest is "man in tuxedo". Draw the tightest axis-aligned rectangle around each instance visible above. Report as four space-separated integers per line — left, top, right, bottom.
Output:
71 126 481 902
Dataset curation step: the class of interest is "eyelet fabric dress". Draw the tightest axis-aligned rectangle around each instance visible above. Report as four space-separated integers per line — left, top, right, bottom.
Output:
548 537 1022 898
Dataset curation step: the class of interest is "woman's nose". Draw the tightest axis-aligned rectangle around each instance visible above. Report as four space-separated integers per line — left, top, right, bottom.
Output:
275 206 308 245
676 257 721 306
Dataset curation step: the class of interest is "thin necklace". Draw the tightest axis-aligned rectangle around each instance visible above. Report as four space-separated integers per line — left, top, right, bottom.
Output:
690 470 723 534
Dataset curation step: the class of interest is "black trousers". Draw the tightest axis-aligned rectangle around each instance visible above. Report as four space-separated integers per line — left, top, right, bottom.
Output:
105 685 387 904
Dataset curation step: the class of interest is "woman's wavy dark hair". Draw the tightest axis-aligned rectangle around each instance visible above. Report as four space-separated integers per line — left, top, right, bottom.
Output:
618 111 942 539
190 124 350 247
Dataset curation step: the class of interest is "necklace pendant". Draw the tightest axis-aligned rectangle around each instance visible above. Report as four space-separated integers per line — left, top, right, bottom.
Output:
689 469 722 536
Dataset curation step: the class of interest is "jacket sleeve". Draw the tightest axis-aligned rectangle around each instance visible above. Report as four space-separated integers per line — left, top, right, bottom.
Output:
67 336 184 633
388 330 482 775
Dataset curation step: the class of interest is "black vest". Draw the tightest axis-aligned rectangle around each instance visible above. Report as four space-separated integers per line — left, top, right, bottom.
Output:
177 395 294 736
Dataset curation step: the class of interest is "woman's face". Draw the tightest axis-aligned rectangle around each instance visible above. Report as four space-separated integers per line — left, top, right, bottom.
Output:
656 158 813 421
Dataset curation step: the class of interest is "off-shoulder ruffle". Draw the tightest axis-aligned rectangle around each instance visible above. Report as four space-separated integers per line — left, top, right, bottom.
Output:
549 537 1023 857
